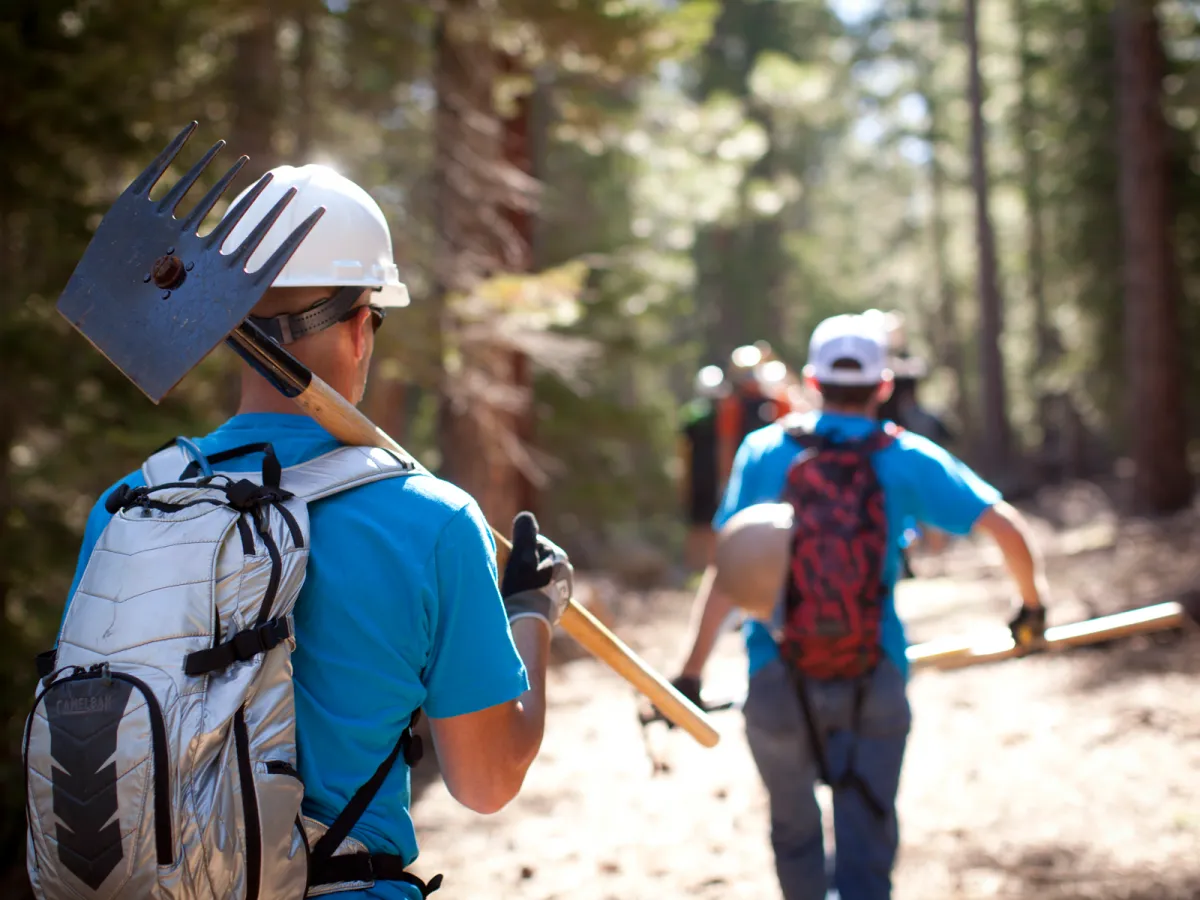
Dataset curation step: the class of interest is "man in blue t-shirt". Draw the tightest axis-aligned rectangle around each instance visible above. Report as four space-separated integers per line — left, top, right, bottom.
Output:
670 314 1049 900
60 165 569 899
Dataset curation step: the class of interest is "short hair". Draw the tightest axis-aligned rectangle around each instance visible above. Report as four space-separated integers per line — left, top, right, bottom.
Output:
816 358 879 407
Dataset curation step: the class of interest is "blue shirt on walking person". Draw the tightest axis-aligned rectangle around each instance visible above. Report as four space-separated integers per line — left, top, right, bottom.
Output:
673 313 1048 900
713 409 1001 681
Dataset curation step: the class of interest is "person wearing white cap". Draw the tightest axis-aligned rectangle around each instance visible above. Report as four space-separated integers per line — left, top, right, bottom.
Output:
666 313 1048 900
62 164 570 898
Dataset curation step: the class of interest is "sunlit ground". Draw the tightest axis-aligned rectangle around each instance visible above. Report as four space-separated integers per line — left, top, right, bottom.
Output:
406 483 1200 899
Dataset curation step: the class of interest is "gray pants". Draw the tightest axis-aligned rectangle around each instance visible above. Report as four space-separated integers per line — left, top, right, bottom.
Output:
742 657 911 900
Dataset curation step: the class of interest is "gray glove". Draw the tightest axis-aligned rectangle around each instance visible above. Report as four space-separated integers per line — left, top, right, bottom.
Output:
500 511 573 631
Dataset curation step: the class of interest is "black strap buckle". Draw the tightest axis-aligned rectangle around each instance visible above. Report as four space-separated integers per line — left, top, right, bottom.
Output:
224 478 294 512
232 618 291 659
183 616 293 676
35 648 57 680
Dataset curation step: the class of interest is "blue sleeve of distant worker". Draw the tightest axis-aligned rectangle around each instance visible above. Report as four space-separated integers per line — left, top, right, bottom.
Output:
900 434 1001 536
422 501 530 719
712 435 759 530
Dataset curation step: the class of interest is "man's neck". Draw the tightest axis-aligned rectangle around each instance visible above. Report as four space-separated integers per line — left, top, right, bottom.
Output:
819 403 876 419
237 378 313 417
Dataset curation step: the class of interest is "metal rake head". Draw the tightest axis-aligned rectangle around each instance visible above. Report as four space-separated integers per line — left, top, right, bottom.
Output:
56 121 325 402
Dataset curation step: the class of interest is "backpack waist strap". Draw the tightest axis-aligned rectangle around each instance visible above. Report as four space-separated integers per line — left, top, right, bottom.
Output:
309 853 442 897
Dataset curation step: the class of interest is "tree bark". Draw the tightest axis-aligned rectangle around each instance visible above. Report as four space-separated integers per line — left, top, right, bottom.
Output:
965 0 1012 477
1113 0 1192 512
915 12 972 443
1015 0 1052 378
229 7 280 176
294 1 317 159
432 4 537 529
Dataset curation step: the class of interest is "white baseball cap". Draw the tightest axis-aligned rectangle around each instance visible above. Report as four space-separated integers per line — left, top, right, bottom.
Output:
802 313 891 386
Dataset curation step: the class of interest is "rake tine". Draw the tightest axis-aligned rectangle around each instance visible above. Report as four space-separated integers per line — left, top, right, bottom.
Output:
128 122 198 197
158 140 225 216
252 207 325 285
205 171 275 251
181 154 248 234
226 186 299 267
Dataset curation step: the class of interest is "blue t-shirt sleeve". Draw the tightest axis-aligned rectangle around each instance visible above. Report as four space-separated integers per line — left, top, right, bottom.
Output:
713 436 759 530
899 435 1001 536
422 501 530 719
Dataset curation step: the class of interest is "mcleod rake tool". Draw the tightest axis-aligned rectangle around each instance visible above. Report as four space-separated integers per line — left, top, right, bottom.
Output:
56 121 719 750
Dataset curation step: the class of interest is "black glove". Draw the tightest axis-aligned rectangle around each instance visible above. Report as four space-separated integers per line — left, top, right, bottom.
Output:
501 511 573 631
1009 604 1047 649
652 674 703 729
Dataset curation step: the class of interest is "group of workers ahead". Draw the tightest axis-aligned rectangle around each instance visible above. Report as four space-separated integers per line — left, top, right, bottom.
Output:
678 340 805 566
668 312 1049 900
680 313 953 570
25 155 1044 900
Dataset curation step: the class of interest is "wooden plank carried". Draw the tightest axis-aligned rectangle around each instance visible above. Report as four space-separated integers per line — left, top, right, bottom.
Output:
907 601 1189 672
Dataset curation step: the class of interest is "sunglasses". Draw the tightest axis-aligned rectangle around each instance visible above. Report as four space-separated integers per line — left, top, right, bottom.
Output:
338 303 388 333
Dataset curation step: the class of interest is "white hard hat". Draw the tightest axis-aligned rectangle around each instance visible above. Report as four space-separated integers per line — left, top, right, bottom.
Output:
712 502 794 620
694 365 726 398
222 164 409 308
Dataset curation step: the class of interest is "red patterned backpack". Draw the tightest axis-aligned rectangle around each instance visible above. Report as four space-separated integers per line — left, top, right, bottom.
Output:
778 420 900 681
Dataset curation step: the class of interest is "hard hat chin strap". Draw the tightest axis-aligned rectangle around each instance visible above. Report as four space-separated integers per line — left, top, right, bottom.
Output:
248 285 377 345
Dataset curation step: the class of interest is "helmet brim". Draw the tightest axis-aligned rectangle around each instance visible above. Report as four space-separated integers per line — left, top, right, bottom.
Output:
373 282 410 308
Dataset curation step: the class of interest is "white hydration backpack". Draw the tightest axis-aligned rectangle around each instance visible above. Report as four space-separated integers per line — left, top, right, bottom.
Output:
24 439 441 900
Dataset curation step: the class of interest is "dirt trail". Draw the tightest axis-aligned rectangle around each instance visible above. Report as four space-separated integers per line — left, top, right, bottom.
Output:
406 484 1200 900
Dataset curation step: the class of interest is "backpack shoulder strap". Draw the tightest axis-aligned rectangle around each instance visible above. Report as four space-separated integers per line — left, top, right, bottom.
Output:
861 420 904 453
781 413 827 450
281 445 427 502
140 440 194 486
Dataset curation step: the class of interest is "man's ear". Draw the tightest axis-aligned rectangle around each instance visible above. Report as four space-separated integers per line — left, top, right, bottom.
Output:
350 306 374 362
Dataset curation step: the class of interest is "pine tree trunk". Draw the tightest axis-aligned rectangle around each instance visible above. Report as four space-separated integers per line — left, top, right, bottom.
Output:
1015 0 1051 378
230 8 279 176
928 122 971 442
294 2 317 159
695 0 787 365
965 0 1012 477
1113 0 1192 512
0 212 14 616
432 4 536 530
915 15 971 443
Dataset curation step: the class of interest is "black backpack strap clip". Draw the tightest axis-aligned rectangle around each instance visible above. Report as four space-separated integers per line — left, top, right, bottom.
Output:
35 648 57 681
223 478 294 512
182 616 294 676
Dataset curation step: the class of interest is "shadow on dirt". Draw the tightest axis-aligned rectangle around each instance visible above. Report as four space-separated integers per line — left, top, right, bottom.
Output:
1066 626 1200 693
957 843 1200 899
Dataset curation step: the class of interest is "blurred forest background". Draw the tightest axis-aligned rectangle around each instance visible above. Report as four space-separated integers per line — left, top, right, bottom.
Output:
3 0 1200 891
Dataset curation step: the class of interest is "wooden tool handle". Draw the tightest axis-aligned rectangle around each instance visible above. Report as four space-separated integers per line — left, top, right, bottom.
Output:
560 601 720 747
909 601 1187 673
292 373 721 747
291 375 413 460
